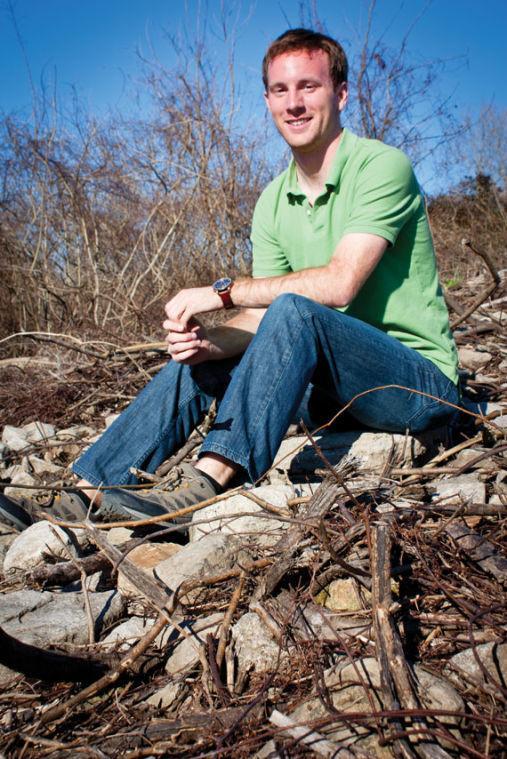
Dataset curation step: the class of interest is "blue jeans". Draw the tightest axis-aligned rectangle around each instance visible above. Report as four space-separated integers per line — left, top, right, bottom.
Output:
73 294 459 486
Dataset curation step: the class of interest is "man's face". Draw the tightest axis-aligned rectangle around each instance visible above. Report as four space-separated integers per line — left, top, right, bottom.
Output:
264 49 347 154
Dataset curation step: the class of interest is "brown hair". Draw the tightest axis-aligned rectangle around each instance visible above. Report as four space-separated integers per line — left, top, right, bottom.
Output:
262 28 348 91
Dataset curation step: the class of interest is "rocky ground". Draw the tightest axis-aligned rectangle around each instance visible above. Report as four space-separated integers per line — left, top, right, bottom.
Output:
0 270 506 757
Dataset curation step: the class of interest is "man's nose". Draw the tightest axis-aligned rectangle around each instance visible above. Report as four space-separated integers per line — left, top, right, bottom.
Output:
286 89 305 113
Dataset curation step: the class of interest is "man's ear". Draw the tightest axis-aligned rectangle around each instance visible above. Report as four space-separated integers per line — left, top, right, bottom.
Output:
337 82 348 112
264 91 272 114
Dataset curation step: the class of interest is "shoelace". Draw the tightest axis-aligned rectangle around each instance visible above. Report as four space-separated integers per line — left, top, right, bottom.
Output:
154 464 195 492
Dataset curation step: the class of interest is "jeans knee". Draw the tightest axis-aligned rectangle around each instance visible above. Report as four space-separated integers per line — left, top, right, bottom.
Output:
265 293 310 323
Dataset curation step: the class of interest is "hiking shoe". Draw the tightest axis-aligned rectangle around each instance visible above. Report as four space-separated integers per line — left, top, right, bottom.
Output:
0 492 34 531
94 463 219 524
0 489 90 531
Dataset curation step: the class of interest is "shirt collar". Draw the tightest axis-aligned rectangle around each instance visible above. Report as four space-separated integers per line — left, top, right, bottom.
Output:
286 128 356 200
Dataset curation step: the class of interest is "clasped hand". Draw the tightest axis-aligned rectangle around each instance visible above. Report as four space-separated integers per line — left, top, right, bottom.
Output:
163 286 223 365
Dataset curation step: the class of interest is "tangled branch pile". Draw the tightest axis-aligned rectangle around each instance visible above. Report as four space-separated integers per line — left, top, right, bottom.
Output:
0 267 505 757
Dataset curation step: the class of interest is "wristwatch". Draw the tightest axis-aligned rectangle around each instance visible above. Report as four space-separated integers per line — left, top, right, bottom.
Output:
212 277 234 309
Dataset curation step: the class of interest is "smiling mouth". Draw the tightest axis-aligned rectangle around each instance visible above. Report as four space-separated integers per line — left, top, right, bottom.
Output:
286 117 312 127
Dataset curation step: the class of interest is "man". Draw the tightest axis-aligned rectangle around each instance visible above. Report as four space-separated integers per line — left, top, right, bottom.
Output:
0 28 459 530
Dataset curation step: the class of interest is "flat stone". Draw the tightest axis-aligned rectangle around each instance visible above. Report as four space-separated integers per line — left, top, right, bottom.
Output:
27 456 64 477
4 470 44 502
2 425 31 452
232 612 281 675
189 485 294 546
146 680 183 709
155 533 250 598
432 474 486 504
3 463 30 480
55 425 95 441
165 613 224 674
274 430 425 477
3 520 78 574
101 614 177 651
317 578 371 612
0 588 125 680
444 643 507 692
118 542 183 599
22 421 55 443
107 526 135 546
458 347 492 371
453 448 488 469
445 522 507 581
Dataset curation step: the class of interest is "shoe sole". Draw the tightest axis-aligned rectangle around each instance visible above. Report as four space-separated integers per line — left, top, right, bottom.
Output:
0 492 33 531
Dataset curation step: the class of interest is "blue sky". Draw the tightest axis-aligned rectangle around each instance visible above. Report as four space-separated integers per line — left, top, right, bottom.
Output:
1 0 506 191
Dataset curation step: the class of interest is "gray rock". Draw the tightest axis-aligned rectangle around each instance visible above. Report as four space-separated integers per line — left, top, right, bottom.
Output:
55 425 95 441
4 470 44 502
27 456 64 477
273 430 425 477
155 533 250 597
0 588 125 680
2 422 55 453
22 421 56 444
107 526 135 546
458 347 492 371
102 616 153 647
3 520 78 574
444 642 507 692
290 657 463 754
189 485 294 545
232 612 281 675
165 613 224 674
146 680 183 709
431 474 486 504
2 425 31 452
101 614 181 651
4 462 30 480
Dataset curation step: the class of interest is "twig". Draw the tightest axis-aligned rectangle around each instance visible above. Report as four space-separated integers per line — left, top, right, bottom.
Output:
450 239 500 329
48 525 95 644
301 420 361 507
269 708 348 757
216 572 245 668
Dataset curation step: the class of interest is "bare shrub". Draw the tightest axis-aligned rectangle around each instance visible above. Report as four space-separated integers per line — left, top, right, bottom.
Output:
0 37 271 347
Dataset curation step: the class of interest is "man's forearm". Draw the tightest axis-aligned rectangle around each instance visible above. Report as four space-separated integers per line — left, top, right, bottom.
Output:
232 234 388 310
233 264 343 309
164 234 387 327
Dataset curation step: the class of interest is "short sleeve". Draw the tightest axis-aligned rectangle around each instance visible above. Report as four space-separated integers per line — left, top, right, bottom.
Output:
251 189 292 278
343 148 420 246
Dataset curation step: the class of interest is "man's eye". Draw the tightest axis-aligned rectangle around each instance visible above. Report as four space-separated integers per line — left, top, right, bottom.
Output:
304 83 317 91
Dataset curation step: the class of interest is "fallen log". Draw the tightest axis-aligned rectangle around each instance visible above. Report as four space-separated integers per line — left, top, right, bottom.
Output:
371 523 454 759
0 625 114 682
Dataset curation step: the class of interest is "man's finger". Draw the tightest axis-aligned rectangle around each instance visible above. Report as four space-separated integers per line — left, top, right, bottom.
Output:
171 347 199 363
165 330 199 346
163 318 186 333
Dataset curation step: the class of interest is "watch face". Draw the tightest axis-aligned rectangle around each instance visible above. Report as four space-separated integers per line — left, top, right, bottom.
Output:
214 277 232 292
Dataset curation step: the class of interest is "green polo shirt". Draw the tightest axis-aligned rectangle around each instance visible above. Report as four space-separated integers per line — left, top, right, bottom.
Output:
251 128 458 384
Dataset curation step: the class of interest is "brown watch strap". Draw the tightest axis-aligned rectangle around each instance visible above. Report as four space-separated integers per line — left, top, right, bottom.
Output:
218 289 234 309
